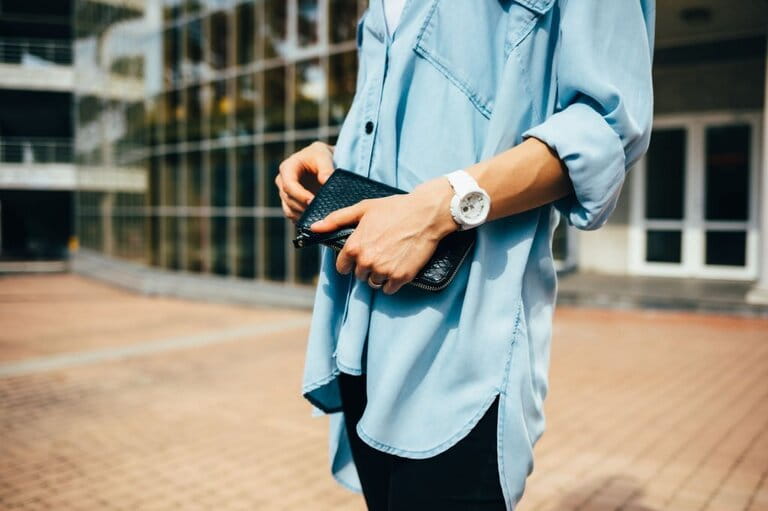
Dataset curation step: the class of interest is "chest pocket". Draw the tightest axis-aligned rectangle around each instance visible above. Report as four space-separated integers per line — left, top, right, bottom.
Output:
413 0 554 119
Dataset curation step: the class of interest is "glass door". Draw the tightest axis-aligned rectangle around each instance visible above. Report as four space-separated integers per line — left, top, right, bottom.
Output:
630 113 760 279
703 125 752 268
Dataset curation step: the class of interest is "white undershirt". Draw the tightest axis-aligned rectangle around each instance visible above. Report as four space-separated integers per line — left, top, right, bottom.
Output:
383 0 406 37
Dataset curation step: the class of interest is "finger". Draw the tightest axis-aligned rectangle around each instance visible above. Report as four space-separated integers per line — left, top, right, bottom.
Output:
277 179 303 220
280 155 315 206
310 202 365 233
312 143 336 186
354 263 370 282
382 272 409 295
354 256 376 282
336 238 357 275
281 200 298 222
279 187 307 215
382 279 404 295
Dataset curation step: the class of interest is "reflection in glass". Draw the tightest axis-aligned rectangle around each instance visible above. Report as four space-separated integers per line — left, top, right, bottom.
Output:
186 85 203 141
265 0 288 58
705 231 747 266
163 216 181 270
121 102 146 158
76 0 377 286
187 216 204 272
264 217 287 281
211 149 229 208
187 151 204 207
184 0 203 16
149 215 161 266
329 0 360 44
209 10 230 71
263 143 286 208
236 145 256 207
147 95 162 146
705 125 750 221
149 156 161 207
164 0 182 23
212 216 229 275
163 153 181 206
646 230 682 263
298 0 319 47
184 18 205 81
210 79 231 139
264 66 286 132
235 73 257 135
645 129 685 220
295 59 324 129
236 2 255 65
236 217 256 278
163 27 181 87
329 51 356 125
164 89 181 144
705 231 746 266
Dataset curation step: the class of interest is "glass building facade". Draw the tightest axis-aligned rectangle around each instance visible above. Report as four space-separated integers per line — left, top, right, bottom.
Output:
74 0 365 286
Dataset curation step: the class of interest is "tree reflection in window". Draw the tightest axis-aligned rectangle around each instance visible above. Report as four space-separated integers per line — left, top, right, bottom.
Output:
235 73 258 136
295 59 325 130
208 10 229 71
263 66 286 132
329 0 359 44
265 0 287 59
236 2 255 66
298 0 319 47
209 79 231 139
328 51 356 125
184 19 205 81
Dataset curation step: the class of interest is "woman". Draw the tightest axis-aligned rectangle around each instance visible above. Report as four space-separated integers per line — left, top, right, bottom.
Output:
276 0 654 509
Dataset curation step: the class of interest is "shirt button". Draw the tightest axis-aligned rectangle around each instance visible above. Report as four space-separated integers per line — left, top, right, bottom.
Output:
365 121 374 134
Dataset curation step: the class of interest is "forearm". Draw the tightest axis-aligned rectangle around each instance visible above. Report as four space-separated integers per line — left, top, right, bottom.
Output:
415 136 574 236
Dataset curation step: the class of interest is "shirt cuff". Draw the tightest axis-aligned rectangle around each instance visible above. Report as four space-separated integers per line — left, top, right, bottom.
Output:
521 102 627 231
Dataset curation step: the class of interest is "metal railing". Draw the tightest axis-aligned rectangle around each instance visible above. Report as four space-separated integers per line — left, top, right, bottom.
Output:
0 138 73 164
0 38 72 66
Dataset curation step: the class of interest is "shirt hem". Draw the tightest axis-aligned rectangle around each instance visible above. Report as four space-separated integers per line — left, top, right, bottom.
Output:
302 370 342 414
355 389 501 458
332 468 364 495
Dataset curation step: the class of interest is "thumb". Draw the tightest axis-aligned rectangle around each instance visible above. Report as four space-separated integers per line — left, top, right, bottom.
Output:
316 160 335 186
310 202 365 232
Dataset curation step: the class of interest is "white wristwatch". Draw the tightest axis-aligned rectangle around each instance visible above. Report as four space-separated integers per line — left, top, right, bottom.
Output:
444 169 491 231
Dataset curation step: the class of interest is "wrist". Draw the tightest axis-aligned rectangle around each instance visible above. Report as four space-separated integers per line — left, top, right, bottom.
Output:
413 177 460 239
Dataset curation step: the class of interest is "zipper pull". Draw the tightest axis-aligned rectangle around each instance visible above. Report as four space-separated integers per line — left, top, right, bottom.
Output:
293 229 311 249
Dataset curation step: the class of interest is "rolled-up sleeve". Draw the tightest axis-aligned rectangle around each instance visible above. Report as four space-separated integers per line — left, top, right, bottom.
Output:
521 0 655 230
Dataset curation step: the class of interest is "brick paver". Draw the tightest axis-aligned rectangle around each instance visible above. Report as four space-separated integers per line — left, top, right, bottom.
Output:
0 274 766 510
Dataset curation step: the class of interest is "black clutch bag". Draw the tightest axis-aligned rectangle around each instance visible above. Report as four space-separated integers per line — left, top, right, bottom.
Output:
292 168 476 292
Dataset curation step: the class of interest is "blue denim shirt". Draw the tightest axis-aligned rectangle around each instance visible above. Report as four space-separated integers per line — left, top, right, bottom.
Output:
301 0 654 507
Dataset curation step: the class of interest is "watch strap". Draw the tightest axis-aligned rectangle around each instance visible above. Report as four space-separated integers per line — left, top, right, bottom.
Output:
445 169 481 195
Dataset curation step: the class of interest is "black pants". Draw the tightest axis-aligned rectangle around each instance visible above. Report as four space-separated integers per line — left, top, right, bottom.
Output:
338 372 507 511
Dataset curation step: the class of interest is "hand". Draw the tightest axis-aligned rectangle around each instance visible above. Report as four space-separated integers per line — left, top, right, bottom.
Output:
309 177 458 294
275 141 335 222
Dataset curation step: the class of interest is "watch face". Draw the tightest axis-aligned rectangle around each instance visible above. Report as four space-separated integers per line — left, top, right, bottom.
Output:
459 191 489 224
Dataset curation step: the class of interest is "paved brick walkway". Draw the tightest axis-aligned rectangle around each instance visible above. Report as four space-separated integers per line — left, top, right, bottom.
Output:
0 274 766 511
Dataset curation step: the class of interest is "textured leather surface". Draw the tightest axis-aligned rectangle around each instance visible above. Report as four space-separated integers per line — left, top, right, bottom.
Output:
293 169 476 291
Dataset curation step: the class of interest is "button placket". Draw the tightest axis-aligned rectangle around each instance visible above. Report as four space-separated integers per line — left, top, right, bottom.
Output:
357 24 389 179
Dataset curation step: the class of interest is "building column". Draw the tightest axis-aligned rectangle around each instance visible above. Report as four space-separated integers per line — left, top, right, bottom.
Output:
747 36 768 304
